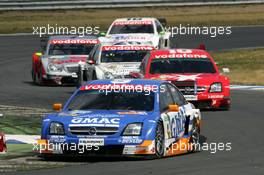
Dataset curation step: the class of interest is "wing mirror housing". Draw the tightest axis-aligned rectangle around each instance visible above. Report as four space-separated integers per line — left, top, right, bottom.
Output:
34 52 42 57
197 43 206 50
100 32 106 37
53 103 62 111
159 31 165 36
87 60 95 65
129 71 141 78
168 104 179 112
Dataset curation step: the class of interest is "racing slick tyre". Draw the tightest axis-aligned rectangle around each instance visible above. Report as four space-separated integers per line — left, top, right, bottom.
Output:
188 119 200 153
92 71 97 80
31 68 36 83
76 65 84 88
35 67 43 86
155 121 165 158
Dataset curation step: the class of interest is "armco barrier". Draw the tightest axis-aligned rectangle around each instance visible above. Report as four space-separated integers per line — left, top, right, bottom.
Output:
0 0 264 11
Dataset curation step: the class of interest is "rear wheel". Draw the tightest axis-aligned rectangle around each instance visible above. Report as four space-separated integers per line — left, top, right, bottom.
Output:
155 121 165 158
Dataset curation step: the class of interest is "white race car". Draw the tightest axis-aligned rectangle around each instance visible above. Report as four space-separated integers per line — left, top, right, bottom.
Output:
99 17 170 49
78 43 154 83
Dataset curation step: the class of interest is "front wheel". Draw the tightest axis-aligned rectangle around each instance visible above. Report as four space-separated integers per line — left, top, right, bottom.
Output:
155 121 165 158
35 66 43 85
92 71 97 80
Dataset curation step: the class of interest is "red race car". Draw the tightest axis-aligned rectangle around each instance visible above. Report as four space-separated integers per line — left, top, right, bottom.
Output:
130 48 231 110
0 132 7 153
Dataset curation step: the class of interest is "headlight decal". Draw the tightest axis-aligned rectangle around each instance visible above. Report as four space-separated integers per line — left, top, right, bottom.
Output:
122 123 143 136
48 63 64 72
49 122 65 135
209 82 222 92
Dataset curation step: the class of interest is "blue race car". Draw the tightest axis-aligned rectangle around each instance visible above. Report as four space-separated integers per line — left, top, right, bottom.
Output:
38 79 201 158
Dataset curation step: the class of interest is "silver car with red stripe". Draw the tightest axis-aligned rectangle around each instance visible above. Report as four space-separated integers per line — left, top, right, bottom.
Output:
32 35 99 85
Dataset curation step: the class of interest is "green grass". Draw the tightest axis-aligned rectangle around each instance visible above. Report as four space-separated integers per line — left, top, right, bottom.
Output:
0 4 264 33
211 48 264 85
0 115 41 135
0 144 34 160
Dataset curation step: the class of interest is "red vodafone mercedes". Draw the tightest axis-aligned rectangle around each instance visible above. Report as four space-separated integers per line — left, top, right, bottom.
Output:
130 48 231 110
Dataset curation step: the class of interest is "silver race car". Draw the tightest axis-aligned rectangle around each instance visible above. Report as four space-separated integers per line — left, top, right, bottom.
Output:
77 42 154 86
32 35 99 85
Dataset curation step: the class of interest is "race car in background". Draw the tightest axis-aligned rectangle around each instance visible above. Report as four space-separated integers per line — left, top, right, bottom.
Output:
99 17 170 49
77 42 155 85
32 35 99 85
130 49 231 110
38 79 201 158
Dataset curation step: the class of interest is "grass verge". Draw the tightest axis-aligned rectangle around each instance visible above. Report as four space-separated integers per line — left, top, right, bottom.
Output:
0 144 34 160
0 115 41 135
0 4 264 33
211 48 264 85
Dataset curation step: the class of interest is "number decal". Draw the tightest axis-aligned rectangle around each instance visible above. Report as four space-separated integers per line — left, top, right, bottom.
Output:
168 107 186 139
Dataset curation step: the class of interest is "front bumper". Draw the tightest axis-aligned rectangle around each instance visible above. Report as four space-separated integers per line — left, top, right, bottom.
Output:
190 95 231 109
43 73 78 85
36 138 155 157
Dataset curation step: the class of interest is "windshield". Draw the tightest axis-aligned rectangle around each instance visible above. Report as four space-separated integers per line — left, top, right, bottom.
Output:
109 24 154 34
48 44 95 55
150 58 216 74
67 90 154 111
101 50 148 63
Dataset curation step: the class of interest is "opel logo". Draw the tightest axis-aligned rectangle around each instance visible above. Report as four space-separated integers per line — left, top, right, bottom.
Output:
88 127 97 135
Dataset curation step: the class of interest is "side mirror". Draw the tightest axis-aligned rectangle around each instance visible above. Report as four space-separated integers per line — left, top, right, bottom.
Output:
53 103 62 111
100 32 106 37
222 67 230 74
159 31 165 36
35 52 42 57
129 71 141 78
87 60 95 65
197 43 206 50
168 104 179 112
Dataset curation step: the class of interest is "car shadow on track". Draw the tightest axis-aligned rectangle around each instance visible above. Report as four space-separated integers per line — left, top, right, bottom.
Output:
22 81 77 88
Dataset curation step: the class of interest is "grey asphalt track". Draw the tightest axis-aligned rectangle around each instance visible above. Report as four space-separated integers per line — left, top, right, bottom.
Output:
5 90 264 175
0 26 264 175
0 26 264 108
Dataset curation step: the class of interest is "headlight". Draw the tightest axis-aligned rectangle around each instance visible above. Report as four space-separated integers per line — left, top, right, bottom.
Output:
48 63 63 72
49 122 65 135
209 82 222 92
104 71 114 79
122 123 142 136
